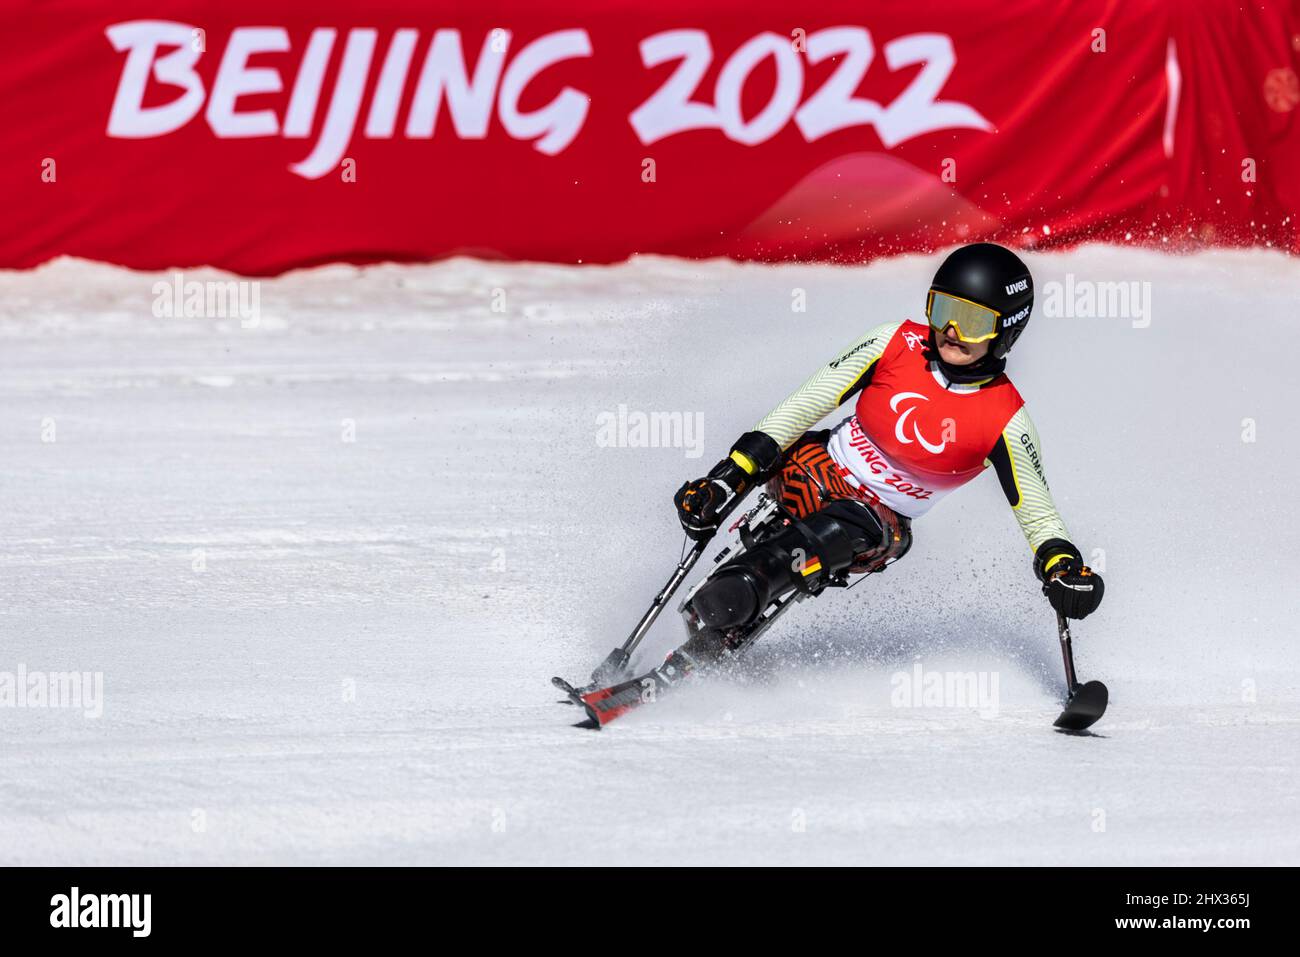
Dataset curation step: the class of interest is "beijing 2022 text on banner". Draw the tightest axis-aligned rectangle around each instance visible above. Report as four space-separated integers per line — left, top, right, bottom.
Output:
3 0 1297 275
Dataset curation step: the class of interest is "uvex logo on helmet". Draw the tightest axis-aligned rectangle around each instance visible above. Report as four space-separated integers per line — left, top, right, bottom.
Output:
1002 303 1030 328
1005 278 1029 294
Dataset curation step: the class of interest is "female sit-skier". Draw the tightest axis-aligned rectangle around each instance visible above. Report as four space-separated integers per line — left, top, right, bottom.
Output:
667 242 1104 679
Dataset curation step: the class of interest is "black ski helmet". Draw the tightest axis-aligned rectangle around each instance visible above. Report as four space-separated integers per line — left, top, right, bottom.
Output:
927 242 1033 361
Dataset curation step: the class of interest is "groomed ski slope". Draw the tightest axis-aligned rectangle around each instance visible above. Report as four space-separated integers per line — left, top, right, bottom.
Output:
0 247 1296 865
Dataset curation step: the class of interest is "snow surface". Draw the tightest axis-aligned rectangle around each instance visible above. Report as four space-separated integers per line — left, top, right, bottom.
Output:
0 247 1296 865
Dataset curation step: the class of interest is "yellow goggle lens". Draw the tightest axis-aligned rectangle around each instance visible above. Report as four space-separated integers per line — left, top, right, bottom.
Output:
926 291 1000 344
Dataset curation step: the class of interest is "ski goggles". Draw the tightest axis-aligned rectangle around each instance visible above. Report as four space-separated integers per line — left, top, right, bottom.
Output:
925 290 1001 344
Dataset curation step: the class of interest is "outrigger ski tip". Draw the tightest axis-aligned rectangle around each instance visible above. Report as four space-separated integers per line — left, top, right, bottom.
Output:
562 674 654 730
551 676 580 706
1051 613 1108 732
1054 679 1109 732
551 675 581 696
552 674 641 728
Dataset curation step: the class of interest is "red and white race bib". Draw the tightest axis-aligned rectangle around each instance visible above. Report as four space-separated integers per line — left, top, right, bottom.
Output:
827 321 1023 517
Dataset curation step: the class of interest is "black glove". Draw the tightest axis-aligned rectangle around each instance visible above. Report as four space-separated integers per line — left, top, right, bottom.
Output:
673 431 782 541
674 477 730 540
1042 557 1104 619
1034 539 1103 619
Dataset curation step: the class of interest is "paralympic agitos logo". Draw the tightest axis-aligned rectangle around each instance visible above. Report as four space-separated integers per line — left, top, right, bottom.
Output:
104 22 991 180
890 392 950 454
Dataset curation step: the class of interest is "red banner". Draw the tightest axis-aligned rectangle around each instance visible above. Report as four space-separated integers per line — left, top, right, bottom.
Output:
3 1 1298 275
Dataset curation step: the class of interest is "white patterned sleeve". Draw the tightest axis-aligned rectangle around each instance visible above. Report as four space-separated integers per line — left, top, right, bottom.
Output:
754 322 902 450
